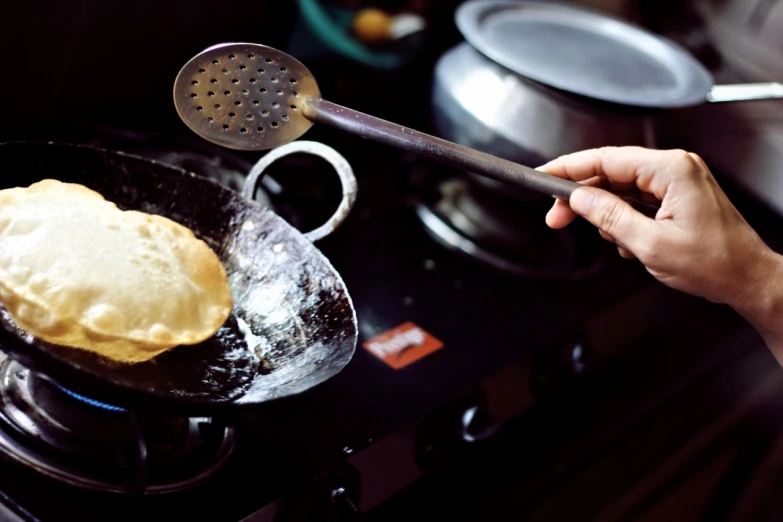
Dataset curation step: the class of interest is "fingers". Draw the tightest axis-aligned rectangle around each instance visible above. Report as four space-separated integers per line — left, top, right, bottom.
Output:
570 186 655 255
544 175 601 230
546 199 577 229
538 146 695 201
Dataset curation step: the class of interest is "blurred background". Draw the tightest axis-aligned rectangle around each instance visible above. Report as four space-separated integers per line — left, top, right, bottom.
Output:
0 1 783 521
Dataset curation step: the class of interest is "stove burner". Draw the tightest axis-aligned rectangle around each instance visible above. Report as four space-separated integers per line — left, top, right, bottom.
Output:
413 177 605 279
0 357 235 494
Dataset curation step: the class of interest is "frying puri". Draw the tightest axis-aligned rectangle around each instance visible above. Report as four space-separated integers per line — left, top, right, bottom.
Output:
0 179 233 363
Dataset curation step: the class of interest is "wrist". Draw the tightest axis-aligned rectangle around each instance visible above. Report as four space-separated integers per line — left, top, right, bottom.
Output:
732 246 783 345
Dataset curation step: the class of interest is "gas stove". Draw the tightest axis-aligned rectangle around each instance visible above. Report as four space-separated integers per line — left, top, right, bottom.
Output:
0 121 771 521
0 355 234 495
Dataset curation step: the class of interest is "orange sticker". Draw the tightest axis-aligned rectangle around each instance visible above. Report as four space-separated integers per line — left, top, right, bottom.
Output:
362 322 444 369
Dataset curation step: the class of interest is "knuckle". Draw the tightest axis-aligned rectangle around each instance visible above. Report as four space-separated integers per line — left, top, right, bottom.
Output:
672 149 707 177
669 149 709 180
687 152 713 183
686 152 706 167
596 200 625 236
670 149 694 168
664 148 688 159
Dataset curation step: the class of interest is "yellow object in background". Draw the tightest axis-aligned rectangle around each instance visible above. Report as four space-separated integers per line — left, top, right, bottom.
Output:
352 8 393 45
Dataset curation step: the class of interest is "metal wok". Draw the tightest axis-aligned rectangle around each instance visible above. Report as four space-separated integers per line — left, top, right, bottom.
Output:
0 141 358 415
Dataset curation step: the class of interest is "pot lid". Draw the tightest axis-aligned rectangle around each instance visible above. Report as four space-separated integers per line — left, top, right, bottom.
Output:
455 0 714 108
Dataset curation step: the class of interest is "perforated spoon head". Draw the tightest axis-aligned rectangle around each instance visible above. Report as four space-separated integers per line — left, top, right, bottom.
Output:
174 43 320 151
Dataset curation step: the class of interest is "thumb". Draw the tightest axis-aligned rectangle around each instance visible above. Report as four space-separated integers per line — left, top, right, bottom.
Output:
570 187 653 252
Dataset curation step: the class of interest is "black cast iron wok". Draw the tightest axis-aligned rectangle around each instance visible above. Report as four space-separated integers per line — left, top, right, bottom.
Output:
0 141 358 415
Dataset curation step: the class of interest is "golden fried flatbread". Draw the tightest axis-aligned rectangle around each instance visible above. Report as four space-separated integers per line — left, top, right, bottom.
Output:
0 180 232 363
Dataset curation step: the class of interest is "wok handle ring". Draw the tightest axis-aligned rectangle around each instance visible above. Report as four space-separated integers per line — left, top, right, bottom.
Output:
241 140 358 242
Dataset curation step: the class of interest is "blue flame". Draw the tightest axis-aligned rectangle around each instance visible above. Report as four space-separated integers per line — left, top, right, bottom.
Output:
56 385 127 413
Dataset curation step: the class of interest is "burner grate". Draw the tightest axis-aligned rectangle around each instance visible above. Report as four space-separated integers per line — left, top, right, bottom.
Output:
0 356 235 494
411 175 606 280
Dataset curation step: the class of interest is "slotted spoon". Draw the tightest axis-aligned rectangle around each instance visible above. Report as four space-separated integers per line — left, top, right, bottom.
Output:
173 42 659 216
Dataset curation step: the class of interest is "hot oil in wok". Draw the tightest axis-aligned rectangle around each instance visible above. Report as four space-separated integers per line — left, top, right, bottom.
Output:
0 307 261 400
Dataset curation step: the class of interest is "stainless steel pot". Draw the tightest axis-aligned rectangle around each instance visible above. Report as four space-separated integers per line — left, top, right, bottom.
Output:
431 42 657 199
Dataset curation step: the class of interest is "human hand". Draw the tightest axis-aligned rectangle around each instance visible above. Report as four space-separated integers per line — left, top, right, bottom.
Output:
538 147 781 317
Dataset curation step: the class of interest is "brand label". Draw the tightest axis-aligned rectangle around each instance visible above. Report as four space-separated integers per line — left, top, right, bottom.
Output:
362 322 444 369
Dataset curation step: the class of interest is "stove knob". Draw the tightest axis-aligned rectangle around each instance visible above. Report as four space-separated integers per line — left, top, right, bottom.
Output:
531 333 597 401
561 337 590 378
460 404 500 444
414 391 501 473
326 486 364 522
276 463 364 522
315 464 364 522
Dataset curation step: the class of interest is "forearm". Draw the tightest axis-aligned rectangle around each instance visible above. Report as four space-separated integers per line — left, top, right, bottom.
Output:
732 248 783 364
